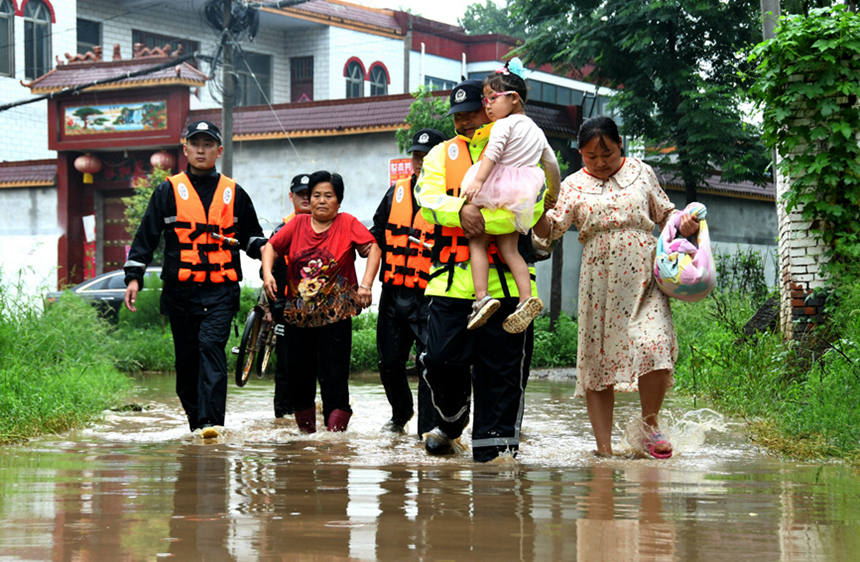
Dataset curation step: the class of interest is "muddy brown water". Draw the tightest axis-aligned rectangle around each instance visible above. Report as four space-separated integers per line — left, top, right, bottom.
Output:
1 372 857 561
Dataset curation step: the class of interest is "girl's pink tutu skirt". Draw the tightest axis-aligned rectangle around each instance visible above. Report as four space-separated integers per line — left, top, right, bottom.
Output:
464 162 545 233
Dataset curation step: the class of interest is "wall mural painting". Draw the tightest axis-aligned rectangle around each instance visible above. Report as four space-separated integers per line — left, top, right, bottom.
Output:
64 101 168 135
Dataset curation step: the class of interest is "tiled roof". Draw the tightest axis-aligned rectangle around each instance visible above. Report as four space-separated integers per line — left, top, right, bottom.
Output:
282 0 401 31
188 93 580 140
656 169 775 201
0 160 56 188
25 58 207 94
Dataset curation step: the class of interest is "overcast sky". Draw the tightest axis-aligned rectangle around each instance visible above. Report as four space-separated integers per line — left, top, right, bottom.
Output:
350 0 503 27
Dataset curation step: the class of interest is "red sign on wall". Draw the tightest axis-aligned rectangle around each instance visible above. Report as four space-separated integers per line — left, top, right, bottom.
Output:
389 158 413 185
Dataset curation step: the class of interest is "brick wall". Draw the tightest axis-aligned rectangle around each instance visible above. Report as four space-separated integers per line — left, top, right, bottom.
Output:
775 154 830 338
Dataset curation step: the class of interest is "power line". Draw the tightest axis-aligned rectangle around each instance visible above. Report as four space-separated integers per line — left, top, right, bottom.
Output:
229 28 300 158
0 52 197 113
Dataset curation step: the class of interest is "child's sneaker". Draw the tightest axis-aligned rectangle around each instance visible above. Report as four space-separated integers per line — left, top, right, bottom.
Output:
467 295 501 330
502 296 543 334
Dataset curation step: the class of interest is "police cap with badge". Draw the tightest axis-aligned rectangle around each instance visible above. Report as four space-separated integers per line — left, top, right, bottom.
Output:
407 128 445 154
184 120 223 144
290 174 311 193
446 79 484 115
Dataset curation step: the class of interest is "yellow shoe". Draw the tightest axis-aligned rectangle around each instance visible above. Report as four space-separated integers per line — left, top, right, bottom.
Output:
201 426 219 439
502 296 543 334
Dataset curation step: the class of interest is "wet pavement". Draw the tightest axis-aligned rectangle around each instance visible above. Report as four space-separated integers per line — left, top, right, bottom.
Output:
0 371 857 560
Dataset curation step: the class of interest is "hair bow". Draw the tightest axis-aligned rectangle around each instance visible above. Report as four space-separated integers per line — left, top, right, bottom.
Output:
496 57 526 78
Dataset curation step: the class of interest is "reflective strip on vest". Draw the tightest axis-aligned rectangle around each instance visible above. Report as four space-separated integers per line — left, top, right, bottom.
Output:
169 172 239 283
383 178 435 289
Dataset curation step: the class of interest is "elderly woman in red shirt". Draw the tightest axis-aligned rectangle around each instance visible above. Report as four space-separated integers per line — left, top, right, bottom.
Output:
262 170 381 433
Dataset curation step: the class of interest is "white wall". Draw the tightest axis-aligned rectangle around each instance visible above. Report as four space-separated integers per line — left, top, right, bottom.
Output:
328 27 404 98
0 0 78 161
0 186 59 296
411 51 461 90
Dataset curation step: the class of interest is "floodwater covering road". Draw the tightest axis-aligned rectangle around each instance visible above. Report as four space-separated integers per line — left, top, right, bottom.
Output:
0 371 857 560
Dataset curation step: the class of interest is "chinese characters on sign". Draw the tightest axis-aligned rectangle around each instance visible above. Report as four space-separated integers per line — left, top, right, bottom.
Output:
389 158 413 185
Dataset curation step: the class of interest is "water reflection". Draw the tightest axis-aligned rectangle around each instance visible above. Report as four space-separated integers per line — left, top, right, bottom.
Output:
0 374 856 560
168 445 234 560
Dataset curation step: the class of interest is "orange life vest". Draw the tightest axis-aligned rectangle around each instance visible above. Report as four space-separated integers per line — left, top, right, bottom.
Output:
382 177 435 289
429 137 506 290
169 172 239 283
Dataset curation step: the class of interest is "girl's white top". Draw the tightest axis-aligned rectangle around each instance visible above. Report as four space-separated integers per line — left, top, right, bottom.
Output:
484 113 554 167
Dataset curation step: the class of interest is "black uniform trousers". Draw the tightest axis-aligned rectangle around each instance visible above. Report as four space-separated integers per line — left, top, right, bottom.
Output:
376 284 437 436
422 296 534 462
284 318 352 424
165 285 237 431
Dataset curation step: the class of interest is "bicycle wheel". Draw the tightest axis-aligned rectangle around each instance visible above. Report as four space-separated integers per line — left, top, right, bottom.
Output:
254 324 274 378
235 308 262 387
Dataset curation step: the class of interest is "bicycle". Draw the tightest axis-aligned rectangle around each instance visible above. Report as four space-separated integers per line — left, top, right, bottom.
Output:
232 288 278 387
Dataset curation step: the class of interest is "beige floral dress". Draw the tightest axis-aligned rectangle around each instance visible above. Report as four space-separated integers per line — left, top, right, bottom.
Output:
543 158 678 397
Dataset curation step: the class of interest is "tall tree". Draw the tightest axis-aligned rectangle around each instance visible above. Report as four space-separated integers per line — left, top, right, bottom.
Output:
511 0 770 201
459 1 525 38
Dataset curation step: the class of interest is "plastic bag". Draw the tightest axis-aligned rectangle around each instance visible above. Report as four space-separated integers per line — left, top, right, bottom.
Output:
654 202 715 302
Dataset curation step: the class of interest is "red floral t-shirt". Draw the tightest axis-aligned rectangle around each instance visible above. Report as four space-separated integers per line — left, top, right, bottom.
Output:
268 212 374 327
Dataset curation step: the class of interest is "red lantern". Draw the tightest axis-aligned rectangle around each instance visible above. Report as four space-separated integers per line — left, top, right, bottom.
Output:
150 150 176 171
74 153 102 184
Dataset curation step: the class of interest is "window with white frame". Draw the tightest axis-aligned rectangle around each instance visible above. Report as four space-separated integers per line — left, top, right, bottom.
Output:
24 0 52 80
369 65 387 96
0 0 13 77
345 60 364 98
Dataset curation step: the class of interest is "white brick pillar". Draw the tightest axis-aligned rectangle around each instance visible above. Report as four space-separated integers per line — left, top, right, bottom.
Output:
775 153 830 339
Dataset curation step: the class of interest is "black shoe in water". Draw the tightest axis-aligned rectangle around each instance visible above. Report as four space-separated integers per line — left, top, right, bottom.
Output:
381 419 407 434
424 427 454 455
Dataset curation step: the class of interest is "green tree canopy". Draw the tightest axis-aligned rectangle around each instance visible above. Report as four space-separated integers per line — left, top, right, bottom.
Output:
459 1 525 38
510 0 771 201
395 86 456 154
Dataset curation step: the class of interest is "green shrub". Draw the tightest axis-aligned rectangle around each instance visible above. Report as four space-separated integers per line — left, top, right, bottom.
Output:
351 311 378 372
531 314 578 367
0 287 130 443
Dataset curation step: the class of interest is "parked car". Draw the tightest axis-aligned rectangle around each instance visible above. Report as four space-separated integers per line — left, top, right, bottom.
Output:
44 267 161 322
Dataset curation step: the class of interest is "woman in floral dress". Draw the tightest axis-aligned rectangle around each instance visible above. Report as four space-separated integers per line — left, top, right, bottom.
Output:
262 171 381 433
533 117 699 458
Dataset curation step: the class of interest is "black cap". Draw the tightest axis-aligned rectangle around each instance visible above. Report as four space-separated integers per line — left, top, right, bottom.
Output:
184 120 222 144
290 173 311 193
407 128 445 153
447 79 484 115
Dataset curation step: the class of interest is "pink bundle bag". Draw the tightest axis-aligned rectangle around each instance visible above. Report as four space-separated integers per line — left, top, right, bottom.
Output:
654 202 716 302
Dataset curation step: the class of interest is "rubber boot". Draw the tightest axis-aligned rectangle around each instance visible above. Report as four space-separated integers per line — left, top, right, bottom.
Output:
294 407 316 434
326 409 351 432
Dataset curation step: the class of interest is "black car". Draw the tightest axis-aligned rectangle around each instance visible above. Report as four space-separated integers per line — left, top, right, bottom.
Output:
44 267 161 322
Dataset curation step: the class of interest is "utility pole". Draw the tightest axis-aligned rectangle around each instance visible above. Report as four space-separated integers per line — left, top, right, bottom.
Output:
221 0 235 176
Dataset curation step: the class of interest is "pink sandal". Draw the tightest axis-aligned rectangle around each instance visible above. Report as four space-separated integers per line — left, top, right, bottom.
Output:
643 431 673 459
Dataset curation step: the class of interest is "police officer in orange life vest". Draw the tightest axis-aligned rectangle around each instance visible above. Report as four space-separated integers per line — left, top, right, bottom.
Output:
370 128 444 436
123 120 267 437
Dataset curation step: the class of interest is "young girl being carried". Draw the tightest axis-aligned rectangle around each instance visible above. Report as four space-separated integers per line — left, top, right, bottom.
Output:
461 58 561 333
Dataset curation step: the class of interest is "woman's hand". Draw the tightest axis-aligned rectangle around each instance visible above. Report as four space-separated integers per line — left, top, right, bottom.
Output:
679 213 700 237
357 285 372 308
262 272 278 302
